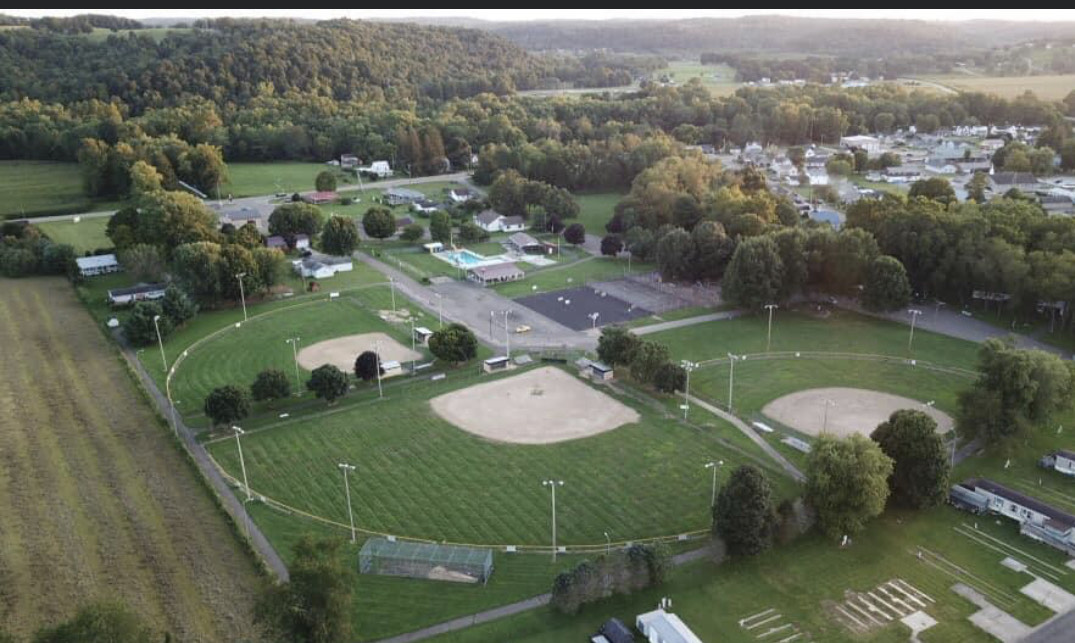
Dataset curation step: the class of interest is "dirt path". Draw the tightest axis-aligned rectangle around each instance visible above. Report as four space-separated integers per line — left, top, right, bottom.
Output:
0 278 262 641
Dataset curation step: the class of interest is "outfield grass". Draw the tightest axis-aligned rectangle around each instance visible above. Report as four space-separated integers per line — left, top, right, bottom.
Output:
0 160 119 219
207 364 793 548
493 256 654 298
919 74 1075 101
36 216 112 253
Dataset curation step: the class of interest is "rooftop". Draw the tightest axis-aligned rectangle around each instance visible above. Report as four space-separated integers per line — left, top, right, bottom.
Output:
967 478 1075 530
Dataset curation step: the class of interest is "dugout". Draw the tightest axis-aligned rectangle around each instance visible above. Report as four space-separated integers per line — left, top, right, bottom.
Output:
359 538 494 584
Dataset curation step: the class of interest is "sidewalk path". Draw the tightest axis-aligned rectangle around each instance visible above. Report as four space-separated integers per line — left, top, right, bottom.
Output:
633 310 744 335
117 333 289 581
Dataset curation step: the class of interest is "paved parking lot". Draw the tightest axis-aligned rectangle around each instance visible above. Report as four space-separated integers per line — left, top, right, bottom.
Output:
516 286 652 330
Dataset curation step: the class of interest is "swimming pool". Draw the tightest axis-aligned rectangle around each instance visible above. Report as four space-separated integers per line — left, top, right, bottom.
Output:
442 250 487 267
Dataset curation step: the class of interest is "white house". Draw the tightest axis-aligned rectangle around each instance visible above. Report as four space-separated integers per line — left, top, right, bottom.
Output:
107 283 167 306
385 188 424 206
76 254 120 277
1041 450 1075 476
636 609 703 643
474 210 526 233
840 135 882 155
990 172 1040 194
449 188 475 203
359 160 392 177
293 256 354 279
955 478 1075 556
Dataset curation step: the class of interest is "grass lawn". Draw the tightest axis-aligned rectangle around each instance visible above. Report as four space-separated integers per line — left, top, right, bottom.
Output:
206 364 794 548
665 60 742 96
36 216 112 253
0 160 120 219
223 162 361 198
493 256 654 298
919 74 1075 101
573 191 625 234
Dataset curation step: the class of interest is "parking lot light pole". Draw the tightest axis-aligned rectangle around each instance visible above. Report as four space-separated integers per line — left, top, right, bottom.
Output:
435 293 444 327
502 310 512 359
680 360 697 420
409 317 417 374
285 337 302 395
338 463 357 543
152 315 168 373
542 479 564 561
604 531 611 556
764 304 778 352
907 309 923 351
232 426 251 502
166 366 178 438
389 277 396 312
236 272 248 322
704 460 724 507
727 353 740 413
373 340 383 399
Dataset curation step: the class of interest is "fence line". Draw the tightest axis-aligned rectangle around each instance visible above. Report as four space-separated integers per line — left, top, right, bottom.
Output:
695 351 977 379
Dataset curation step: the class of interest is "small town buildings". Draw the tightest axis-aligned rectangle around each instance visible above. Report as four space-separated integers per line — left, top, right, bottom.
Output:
413 199 441 214
76 254 120 277
380 360 403 378
266 236 288 250
590 362 615 382
475 210 526 233
303 191 338 205
413 326 434 345
840 135 882 155
358 160 392 177
295 234 311 250
980 138 1007 153
1040 450 1075 476
107 283 167 306
882 167 922 184
293 256 353 279
508 232 544 254
591 618 634 643
217 205 268 232
467 262 524 287
423 242 444 254
636 609 703 643
990 172 1040 194
385 188 424 206
951 478 1075 556
340 154 360 169
1041 194 1075 216
482 356 513 373
449 188 474 203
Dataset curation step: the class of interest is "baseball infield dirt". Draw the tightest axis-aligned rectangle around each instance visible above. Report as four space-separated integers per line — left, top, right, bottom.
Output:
297 332 421 371
762 387 954 438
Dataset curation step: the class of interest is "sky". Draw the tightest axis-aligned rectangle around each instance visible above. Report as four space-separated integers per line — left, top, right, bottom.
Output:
5 9 1075 23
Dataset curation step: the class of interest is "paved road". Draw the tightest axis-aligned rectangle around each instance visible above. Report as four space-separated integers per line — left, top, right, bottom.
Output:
116 332 289 581
686 394 806 482
371 545 711 643
634 310 744 336
1021 607 1075 642
23 172 473 224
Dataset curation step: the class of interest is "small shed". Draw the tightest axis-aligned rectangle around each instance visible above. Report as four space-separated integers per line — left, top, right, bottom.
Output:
381 360 403 378
303 191 338 205
76 254 120 277
423 242 444 254
467 263 524 287
590 361 614 382
593 618 635 643
483 356 512 373
414 326 434 345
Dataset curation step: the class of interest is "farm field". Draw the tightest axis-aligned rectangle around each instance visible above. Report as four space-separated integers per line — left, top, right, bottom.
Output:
665 60 742 96
0 160 119 219
0 277 261 640
206 364 793 548
918 74 1075 101
36 216 112 253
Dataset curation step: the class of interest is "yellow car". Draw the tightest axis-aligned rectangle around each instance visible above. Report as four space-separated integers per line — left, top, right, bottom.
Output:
514 324 532 334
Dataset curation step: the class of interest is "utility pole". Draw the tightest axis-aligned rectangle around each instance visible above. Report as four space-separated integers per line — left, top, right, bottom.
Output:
542 479 564 561
764 304 778 352
409 317 417 374
704 460 723 507
232 426 251 501
373 340 383 399
727 353 739 413
285 337 302 395
389 277 396 312
907 309 923 351
152 315 168 373
680 360 697 420
502 310 512 359
236 272 248 322
338 463 357 543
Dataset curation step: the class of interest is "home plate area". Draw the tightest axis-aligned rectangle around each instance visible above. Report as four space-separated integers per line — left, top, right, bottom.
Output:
737 608 809 642
827 578 935 635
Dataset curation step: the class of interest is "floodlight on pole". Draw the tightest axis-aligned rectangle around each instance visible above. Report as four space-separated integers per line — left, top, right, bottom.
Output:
165 366 178 438
704 460 724 508
389 277 396 312
285 337 302 395
823 399 837 433
764 304 779 352
236 272 248 322
542 479 564 561
727 353 740 413
435 293 444 327
907 309 923 351
232 426 251 502
152 315 168 373
373 340 383 399
338 463 357 543
604 531 611 556
589 311 600 329
409 317 417 374
502 310 512 359
680 360 697 420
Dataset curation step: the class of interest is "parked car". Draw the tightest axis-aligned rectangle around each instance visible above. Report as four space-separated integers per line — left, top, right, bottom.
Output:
515 325 532 334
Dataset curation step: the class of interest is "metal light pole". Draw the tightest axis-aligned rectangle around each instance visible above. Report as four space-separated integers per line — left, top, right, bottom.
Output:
704 460 724 507
589 312 600 329
236 272 248 322
165 366 178 438
338 463 357 543
389 277 396 312
285 337 302 395
152 315 168 373
907 309 923 351
436 293 444 327
542 479 564 561
823 399 836 433
680 360 697 420
373 340 383 399
409 317 417 374
764 304 778 352
232 426 251 502
502 310 512 359
727 353 739 413
604 531 611 556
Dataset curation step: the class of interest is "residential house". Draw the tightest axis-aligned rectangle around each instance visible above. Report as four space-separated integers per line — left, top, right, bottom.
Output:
292 255 353 279
467 263 524 287
340 154 359 169
955 157 992 173
474 210 526 233
840 135 882 155
1040 194 1075 216
295 234 311 250
882 167 922 184
1040 450 1075 477
980 138 1007 153
591 618 634 643
449 188 474 203
266 236 288 250
924 158 958 175
218 205 268 232
635 609 703 643
358 160 392 177
385 188 424 206
107 283 167 306
76 254 120 277
302 191 338 205
508 232 544 254
952 478 1075 556
413 199 442 214
990 172 1040 194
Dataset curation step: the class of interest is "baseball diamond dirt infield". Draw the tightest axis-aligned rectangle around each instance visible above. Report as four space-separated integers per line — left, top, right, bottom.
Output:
297 332 422 372
429 366 640 444
762 387 955 438
516 286 652 330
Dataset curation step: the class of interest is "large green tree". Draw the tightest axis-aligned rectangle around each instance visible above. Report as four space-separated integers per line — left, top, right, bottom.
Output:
713 465 775 557
362 206 396 240
871 410 950 509
252 368 292 402
256 536 353 643
306 365 351 404
861 255 912 312
428 323 478 364
314 170 337 192
321 216 359 255
122 301 172 347
596 326 641 366
909 177 956 205
722 236 784 310
269 203 324 241
204 385 252 427
656 227 695 281
32 602 157 643
629 340 670 386
805 434 893 539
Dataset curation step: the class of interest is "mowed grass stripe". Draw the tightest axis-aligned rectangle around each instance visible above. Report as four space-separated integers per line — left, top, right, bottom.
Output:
210 372 766 546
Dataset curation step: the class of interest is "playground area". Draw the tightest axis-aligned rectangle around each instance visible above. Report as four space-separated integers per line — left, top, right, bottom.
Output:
429 366 639 444
297 332 422 372
761 387 955 438
516 285 652 330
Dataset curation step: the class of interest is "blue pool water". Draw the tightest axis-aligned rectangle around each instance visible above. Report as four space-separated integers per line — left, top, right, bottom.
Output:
443 250 486 266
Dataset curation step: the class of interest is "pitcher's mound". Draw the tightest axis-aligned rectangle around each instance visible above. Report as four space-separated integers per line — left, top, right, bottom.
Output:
762 387 954 438
297 333 421 372
430 367 639 444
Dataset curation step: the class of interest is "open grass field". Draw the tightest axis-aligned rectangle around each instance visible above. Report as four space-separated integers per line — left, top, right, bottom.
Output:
0 161 119 219
918 74 1075 101
0 277 261 640
36 216 112 253
493 256 654 298
83 27 192 42
223 162 362 197
665 60 742 96
206 363 793 548
573 191 625 233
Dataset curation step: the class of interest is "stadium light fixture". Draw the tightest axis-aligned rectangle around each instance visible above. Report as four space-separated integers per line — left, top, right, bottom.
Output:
704 460 724 507
338 463 358 543
235 272 248 322
285 337 302 395
232 426 251 502
542 479 564 561
152 314 168 373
